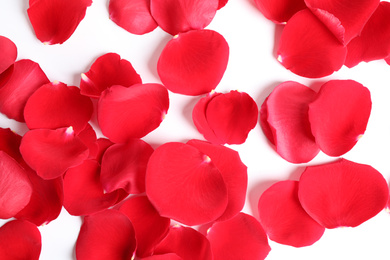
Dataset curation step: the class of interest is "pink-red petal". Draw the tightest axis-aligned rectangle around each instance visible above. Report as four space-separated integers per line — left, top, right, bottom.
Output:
0 36 17 74
254 0 306 23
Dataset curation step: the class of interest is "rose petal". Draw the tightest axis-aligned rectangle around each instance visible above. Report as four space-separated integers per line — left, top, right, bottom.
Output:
0 35 17 74
91 137 114 163
308 80 371 156
207 213 271 260
157 29 229 95
80 53 142 98
145 142 228 226
76 123 98 159
142 254 182 260
277 9 347 78
27 0 92 44
98 84 169 143
258 180 325 247
298 159 389 228
218 0 228 9
0 127 24 164
254 0 306 23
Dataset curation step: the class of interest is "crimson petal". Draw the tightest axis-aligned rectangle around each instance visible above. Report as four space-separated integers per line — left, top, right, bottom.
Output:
0 127 24 164
91 137 114 163
77 123 98 159
0 36 17 74
277 9 347 78
142 254 182 260
207 213 271 260
157 29 229 95
308 80 371 156
258 180 325 247
98 84 169 143
218 0 228 9
254 0 306 23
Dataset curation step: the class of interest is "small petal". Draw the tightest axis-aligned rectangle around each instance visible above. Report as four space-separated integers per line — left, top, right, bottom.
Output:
0 35 17 74
254 0 306 23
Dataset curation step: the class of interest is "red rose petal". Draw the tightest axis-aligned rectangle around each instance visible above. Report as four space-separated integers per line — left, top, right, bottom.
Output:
109 0 158 35
24 81 93 134
145 142 228 226
218 0 228 9
80 53 142 98
277 9 347 78
100 139 154 194
259 81 319 163
254 0 306 23
0 127 24 164
0 220 41 260
0 36 17 74
157 29 229 95
20 127 89 180
76 123 98 159
142 254 182 260
91 137 114 163
258 181 325 247
119 195 170 258
150 0 218 35
207 212 271 260
0 59 49 122
98 84 169 143
76 209 136 260
27 0 92 44
308 80 371 156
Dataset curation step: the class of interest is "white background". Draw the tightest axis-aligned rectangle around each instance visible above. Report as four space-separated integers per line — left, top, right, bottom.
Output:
1 0 390 259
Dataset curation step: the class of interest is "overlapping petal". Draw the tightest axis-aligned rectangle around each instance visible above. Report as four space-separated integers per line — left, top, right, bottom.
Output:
77 123 98 159
157 29 229 95
0 36 17 74
0 128 24 164
254 0 306 23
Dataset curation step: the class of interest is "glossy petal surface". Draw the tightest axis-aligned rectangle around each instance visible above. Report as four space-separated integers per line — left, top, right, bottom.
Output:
254 0 306 23
0 36 17 74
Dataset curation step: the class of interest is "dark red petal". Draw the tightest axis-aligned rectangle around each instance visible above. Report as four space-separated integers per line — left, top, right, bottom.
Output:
308 80 371 156
109 0 158 35
345 2 390 67
0 220 41 260
98 84 169 143
142 254 182 260
0 151 32 219
80 53 142 98
260 81 319 163
187 139 247 222
0 36 17 74
119 195 170 257
277 9 347 78
101 139 154 194
258 181 325 247
157 29 229 95
63 160 123 216
305 0 379 45
76 209 136 260
19 127 89 179
150 0 218 35
254 0 306 23
27 0 92 44
145 142 228 226
207 213 271 260
154 225 213 260
0 59 49 122
298 159 389 228
24 81 93 134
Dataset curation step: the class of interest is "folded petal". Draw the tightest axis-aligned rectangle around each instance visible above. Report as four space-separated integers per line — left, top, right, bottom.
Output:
0 36 17 74
308 80 371 156
157 29 229 95
258 180 325 247
77 123 98 159
98 84 169 143
298 159 389 228
254 0 306 23
207 213 271 260
90 138 114 163
0 127 24 164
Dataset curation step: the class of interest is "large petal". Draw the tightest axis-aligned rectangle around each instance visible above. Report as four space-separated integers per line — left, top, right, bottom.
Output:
157 29 229 95
254 0 306 23
0 35 17 74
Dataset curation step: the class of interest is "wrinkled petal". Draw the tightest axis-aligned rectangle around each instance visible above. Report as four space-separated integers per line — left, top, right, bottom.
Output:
76 209 136 260
258 181 325 247
254 0 306 23
259 81 319 163
27 0 92 44
98 84 169 143
157 29 229 95
308 80 371 156
145 142 228 226
80 53 142 98
0 35 17 74
277 9 347 78
207 213 271 260
298 159 389 228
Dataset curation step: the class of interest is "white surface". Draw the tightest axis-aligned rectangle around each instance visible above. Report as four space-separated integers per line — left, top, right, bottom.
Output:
1 0 390 259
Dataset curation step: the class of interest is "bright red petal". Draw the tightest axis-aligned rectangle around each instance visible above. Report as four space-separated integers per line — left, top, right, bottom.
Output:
308 80 371 156
277 9 347 78
259 81 319 163
254 0 306 23
0 36 17 74
145 142 228 226
142 254 182 260
157 29 229 95
0 220 41 260
90 138 114 163
218 0 228 9
27 0 92 44
298 159 389 228
80 53 142 98
258 181 325 247
98 84 169 143
207 213 271 260
77 123 98 159
150 0 218 35
76 209 136 260
0 59 49 122
0 127 24 164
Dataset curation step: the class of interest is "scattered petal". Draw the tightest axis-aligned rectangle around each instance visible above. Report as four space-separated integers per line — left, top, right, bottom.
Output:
77 123 98 159
0 127 24 164
91 137 114 163
0 35 17 74
254 0 306 23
